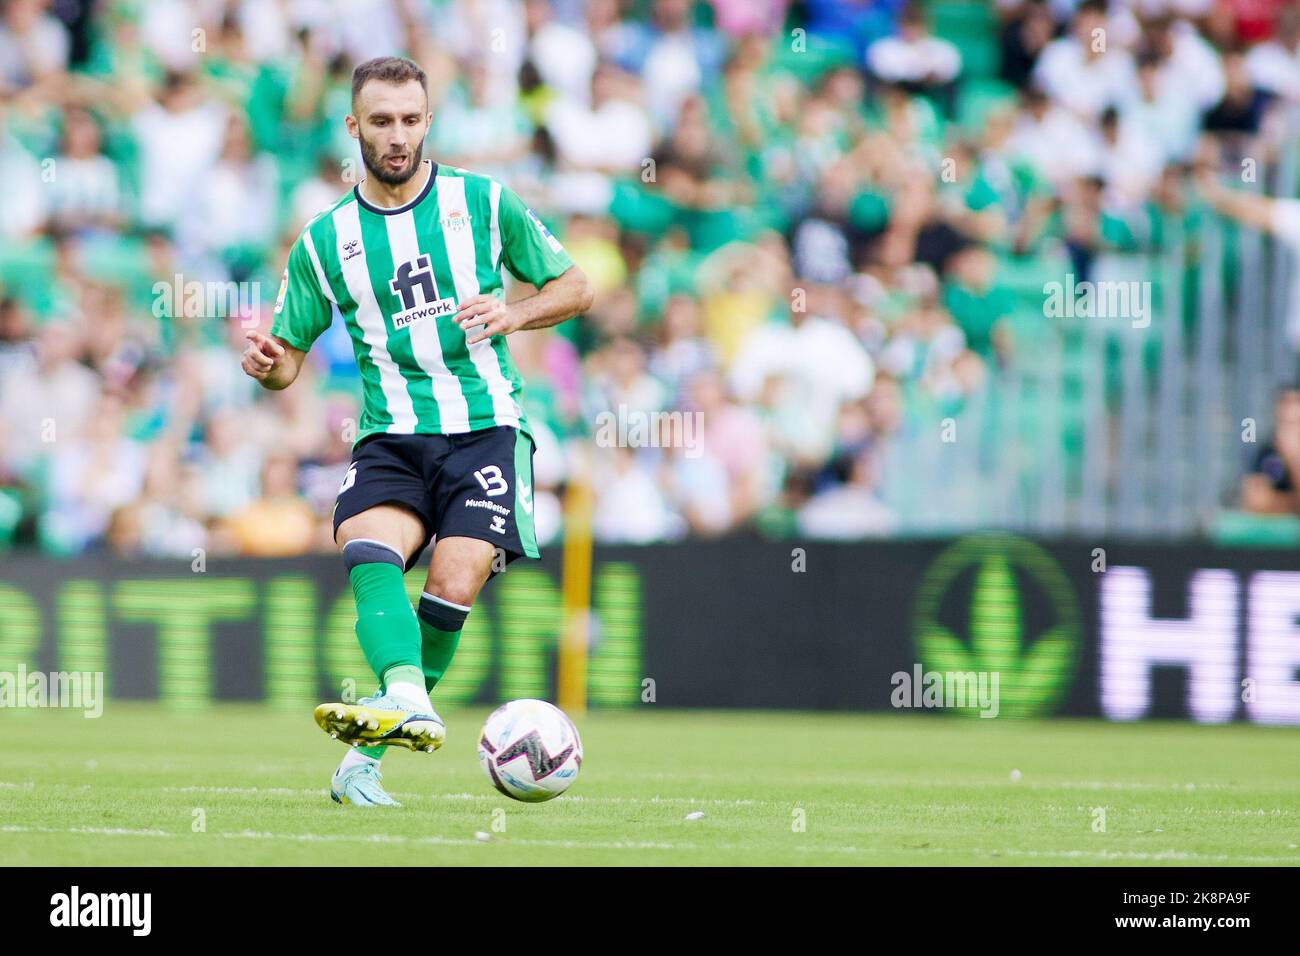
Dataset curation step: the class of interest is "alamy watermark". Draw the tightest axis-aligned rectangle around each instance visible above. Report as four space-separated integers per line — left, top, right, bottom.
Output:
890 664 1000 717
594 404 703 457
1043 274 1151 328
152 274 262 323
0 666 104 718
50 886 150 936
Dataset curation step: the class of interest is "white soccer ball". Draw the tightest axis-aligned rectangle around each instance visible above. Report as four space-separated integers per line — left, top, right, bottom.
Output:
477 699 583 802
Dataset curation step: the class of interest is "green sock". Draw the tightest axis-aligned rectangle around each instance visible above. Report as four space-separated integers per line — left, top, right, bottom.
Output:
348 561 422 682
417 593 469 693
355 630 458 764
419 621 462 692
344 550 421 764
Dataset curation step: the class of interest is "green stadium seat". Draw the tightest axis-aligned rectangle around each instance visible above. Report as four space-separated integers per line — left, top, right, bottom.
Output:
926 0 1001 78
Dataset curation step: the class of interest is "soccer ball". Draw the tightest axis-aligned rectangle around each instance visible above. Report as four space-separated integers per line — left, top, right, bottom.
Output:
477 699 583 802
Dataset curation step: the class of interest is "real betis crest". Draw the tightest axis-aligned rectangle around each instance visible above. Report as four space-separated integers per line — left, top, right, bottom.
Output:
441 209 472 232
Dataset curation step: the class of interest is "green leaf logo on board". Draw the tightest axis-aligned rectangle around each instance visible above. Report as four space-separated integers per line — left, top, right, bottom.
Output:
912 533 1080 718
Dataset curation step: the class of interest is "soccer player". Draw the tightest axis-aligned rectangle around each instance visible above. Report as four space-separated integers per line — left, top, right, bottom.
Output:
240 56 593 806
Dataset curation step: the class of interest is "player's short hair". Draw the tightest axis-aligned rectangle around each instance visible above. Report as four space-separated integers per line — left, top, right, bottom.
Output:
351 56 428 109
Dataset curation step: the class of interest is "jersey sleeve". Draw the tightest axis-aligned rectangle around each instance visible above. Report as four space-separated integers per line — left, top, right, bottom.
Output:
496 184 574 288
270 232 332 351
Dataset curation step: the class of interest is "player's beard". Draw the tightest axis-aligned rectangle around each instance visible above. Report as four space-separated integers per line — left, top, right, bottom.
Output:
359 133 425 186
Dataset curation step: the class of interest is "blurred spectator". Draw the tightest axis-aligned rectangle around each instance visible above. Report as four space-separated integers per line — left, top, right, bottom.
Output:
867 3 962 103
797 442 898 538
1008 85 1103 188
0 0 1289 553
623 0 727 129
592 445 684 542
546 61 653 173
1241 387 1300 514
1034 1 1137 119
686 368 770 521
120 441 207 558
47 107 121 234
0 0 69 94
221 450 316 557
0 319 99 473
1244 6 1300 99
289 154 351 230
428 60 532 178
1204 46 1272 141
1142 13 1226 114
129 71 229 230
182 113 278 273
731 283 874 464
0 295 35 381
193 408 261 520
941 245 1014 366
1099 103 1163 209
44 395 146 553
586 336 670 421
1000 0 1056 89
649 294 716 404
0 113 45 239
526 0 598 107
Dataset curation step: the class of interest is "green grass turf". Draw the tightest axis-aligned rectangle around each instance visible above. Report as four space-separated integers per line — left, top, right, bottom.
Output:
1 705 1297 866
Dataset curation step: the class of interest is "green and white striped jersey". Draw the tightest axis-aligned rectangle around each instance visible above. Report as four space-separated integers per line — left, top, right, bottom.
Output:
271 161 573 444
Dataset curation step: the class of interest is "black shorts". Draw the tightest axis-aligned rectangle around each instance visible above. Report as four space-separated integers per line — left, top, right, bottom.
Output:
332 426 540 571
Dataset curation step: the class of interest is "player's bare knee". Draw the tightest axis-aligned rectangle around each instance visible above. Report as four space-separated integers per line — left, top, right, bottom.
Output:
422 570 482 608
424 558 491 607
335 505 424 560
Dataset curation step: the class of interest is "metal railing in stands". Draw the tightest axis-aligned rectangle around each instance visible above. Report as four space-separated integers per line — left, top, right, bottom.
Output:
882 134 1300 538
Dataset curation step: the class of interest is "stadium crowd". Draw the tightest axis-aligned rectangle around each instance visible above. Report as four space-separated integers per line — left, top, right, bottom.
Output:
0 0 1294 555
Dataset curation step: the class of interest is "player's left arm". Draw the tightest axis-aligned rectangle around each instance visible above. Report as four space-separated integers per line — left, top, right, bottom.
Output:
456 186 594 345
456 266 594 345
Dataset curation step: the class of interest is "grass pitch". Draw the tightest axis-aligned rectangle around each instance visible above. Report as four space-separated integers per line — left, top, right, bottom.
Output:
1 705 1297 866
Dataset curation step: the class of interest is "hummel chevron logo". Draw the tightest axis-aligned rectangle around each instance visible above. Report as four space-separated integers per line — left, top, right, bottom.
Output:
492 730 574 780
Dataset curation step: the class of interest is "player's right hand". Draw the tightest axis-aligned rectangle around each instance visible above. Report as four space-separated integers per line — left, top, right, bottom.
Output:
241 329 285 381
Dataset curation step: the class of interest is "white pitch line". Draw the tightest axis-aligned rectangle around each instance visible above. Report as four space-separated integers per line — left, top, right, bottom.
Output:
13 777 1294 796
3 825 1296 862
1 824 170 838
218 830 682 851
899 803 1295 817
607 771 1273 792
859 778 1235 791
1025 781 1228 791
970 847 1300 864
790 845 1300 864
432 792 761 807
163 786 328 797
10 780 1297 820
0 823 683 850
159 786 763 807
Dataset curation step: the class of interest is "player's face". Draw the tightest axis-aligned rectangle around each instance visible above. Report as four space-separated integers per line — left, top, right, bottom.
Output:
348 80 432 186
